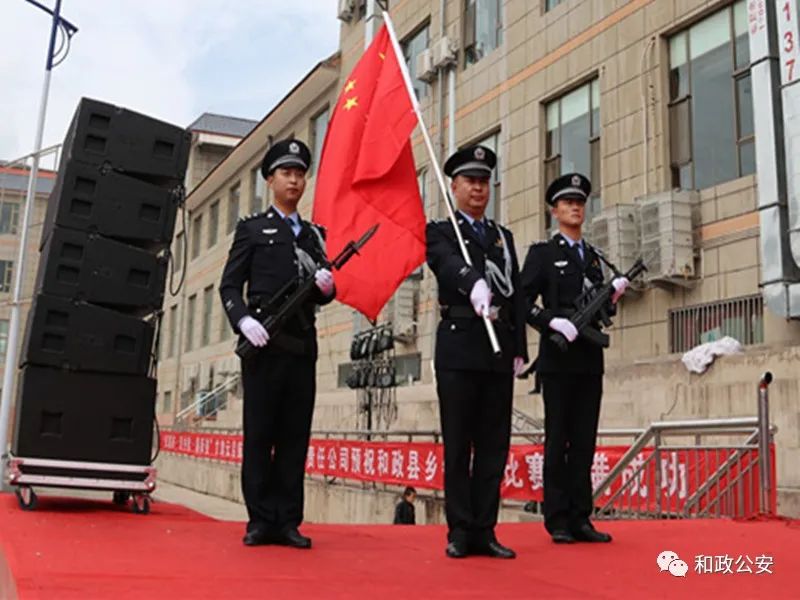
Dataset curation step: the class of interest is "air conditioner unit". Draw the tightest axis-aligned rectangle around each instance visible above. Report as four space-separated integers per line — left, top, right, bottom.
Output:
416 48 437 83
337 0 355 21
587 204 639 272
635 189 698 283
432 36 457 68
392 278 419 342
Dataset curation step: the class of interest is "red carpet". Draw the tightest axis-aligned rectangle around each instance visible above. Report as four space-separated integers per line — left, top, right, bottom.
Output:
0 494 798 599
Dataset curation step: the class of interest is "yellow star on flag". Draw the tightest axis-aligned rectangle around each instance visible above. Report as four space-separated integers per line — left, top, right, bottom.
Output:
344 79 356 93
343 97 359 111
378 52 385 61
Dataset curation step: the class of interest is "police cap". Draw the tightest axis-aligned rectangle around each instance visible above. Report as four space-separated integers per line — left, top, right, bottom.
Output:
261 138 311 178
545 173 591 206
443 145 496 179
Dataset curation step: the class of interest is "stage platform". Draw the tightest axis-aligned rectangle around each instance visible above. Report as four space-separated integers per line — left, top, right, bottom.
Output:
0 494 798 599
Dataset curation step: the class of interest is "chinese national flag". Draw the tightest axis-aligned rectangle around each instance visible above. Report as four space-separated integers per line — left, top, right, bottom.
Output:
313 24 425 321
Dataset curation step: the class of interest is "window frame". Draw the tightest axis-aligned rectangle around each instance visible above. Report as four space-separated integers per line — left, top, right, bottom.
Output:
186 294 197 351
0 260 13 293
201 285 214 347
208 200 220 249
309 106 331 176
667 0 754 190
191 213 203 260
401 22 431 100
464 0 503 67
227 182 241 234
0 202 20 235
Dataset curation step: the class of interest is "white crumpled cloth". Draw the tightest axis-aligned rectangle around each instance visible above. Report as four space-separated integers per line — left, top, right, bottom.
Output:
681 336 744 374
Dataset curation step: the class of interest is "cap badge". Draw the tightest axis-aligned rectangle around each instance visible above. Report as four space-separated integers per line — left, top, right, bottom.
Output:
474 147 485 160
289 142 300 154
571 175 582 187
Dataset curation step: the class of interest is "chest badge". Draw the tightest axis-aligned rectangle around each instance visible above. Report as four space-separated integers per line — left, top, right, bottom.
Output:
554 260 568 268
262 228 278 235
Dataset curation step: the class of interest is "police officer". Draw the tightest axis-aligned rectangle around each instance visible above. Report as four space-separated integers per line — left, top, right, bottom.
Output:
426 145 528 559
219 139 335 548
520 173 629 544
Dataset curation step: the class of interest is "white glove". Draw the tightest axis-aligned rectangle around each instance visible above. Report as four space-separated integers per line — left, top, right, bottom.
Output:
315 268 334 296
513 356 526 378
549 317 578 343
238 316 269 347
611 276 630 304
469 279 492 317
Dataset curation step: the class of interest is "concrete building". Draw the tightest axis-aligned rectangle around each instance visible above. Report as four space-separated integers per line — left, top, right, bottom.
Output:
0 161 56 398
156 0 800 518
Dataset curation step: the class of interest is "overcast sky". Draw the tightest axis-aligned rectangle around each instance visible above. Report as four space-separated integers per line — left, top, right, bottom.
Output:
0 0 340 162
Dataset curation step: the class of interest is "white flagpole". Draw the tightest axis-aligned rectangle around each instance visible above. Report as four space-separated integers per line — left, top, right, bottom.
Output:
382 11 501 356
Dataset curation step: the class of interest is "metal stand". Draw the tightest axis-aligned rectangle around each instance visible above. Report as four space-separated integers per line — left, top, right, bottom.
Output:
6 455 156 514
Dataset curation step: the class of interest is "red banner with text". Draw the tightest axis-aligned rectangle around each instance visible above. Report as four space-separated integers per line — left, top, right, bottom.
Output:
160 431 775 515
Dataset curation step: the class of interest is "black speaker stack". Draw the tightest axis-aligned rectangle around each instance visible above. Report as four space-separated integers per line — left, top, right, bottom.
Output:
12 98 190 466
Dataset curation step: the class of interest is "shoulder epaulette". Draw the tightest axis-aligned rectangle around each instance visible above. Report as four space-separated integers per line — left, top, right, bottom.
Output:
239 211 267 223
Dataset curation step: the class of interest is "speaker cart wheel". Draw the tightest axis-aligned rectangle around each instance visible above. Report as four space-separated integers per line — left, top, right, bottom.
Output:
112 491 131 506
131 494 150 515
15 486 38 511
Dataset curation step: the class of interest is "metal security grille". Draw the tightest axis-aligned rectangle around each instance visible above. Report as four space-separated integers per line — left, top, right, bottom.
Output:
669 294 763 353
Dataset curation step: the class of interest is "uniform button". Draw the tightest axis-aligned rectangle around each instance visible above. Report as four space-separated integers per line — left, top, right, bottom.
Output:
560 270 564 275
450 324 456 330
465 240 470 245
269 240 274 245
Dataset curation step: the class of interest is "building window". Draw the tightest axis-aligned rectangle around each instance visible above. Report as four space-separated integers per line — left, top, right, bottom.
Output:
0 319 8 357
208 200 220 248
402 25 430 99
0 202 20 234
186 294 196 351
545 0 565 11
220 302 231 341
669 0 754 191
202 285 213 347
168 304 177 358
250 169 265 214
227 182 240 234
191 214 202 260
173 232 184 272
310 108 330 175
0 260 13 293
417 169 427 207
163 390 172 414
464 0 502 66
669 294 763 353
544 79 601 230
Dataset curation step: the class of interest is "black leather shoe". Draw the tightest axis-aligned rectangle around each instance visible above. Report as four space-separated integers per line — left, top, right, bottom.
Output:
550 529 576 544
242 529 273 546
275 528 312 549
477 540 516 559
572 523 612 543
445 540 468 558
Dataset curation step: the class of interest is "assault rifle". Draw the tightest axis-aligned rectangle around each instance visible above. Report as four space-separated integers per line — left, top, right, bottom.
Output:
236 224 379 360
550 257 648 352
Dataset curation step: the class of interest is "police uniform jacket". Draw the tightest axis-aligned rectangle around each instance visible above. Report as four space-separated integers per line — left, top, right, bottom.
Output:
219 206 334 359
520 233 612 376
426 215 528 373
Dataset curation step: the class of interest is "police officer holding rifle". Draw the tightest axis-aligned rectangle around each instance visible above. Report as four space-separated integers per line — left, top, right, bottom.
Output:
520 173 638 545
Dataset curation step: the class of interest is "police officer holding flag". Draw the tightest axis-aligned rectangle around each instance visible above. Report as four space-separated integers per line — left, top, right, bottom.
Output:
426 145 528 559
220 138 335 549
520 173 629 544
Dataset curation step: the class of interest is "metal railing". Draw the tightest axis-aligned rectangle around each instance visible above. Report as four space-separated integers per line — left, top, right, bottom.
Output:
163 373 777 520
592 372 776 519
511 408 544 443
174 373 240 426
